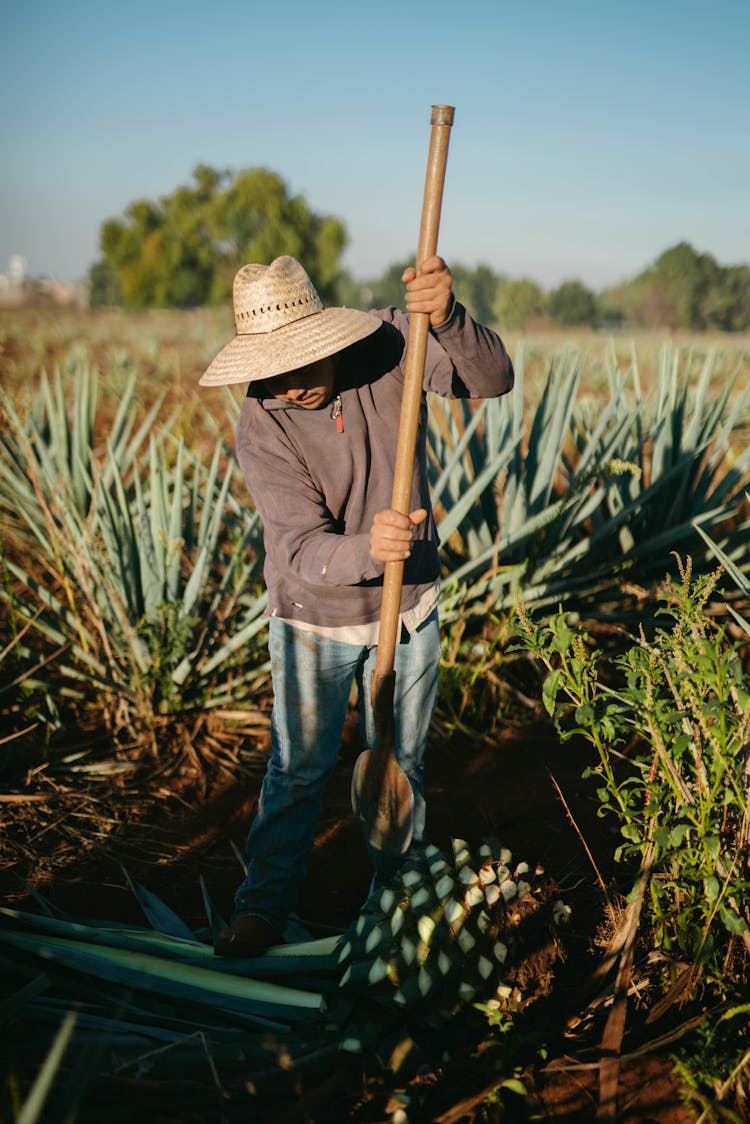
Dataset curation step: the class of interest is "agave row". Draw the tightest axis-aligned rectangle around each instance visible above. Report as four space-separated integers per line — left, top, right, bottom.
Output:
3 345 748 732
430 342 750 619
0 366 270 730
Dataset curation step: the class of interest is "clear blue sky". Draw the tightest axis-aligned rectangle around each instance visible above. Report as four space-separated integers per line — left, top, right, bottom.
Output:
2 0 748 290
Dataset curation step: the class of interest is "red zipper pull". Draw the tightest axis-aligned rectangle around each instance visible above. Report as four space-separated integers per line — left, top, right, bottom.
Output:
330 394 344 433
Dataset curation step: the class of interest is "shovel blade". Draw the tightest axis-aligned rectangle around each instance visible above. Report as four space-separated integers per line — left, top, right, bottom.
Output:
351 750 414 855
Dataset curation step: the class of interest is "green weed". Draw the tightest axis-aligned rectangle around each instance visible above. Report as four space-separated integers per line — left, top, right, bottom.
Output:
515 560 750 993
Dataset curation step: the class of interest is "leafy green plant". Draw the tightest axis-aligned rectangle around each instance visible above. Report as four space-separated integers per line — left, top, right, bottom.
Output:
515 561 750 993
671 1004 750 1122
435 607 519 739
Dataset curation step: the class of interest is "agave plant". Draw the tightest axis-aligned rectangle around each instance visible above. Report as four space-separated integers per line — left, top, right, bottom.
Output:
696 504 750 635
0 363 168 535
583 345 750 571
1 365 270 737
429 342 750 620
2 436 269 733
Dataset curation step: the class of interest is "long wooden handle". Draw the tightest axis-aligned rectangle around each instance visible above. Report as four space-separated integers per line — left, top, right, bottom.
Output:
374 105 454 680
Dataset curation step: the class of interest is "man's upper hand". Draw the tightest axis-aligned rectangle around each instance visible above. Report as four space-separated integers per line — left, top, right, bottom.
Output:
370 508 427 564
401 256 453 328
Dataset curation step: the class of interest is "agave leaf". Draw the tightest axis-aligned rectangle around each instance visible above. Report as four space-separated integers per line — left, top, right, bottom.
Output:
197 597 268 677
695 523 750 598
29 993 260 1044
436 440 518 545
526 354 581 510
1 558 107 678
430 397 491 507
15 1009 77 1124
148 437 168 591
0 973 51 1026
120 869 197 940
29 1005 188 1047
2 907 208 958
0 908 341 980
166 440 185 601
134 471 162 615
104 377 168 489
196 441 222 547
98 447 146 622
180 459 234 619
16 882 72 921
0 930 326 1023
199 876 228 942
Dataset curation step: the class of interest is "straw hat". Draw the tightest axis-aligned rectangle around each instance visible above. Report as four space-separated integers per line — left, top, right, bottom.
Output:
199 256 381 387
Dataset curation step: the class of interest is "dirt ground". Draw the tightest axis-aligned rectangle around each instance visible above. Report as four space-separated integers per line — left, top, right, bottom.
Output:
1 710 699 1122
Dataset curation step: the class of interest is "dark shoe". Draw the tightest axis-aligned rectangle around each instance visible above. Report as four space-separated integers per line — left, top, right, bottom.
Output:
214 914 282 958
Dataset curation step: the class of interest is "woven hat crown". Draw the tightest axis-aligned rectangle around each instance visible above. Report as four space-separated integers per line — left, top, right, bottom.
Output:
233 257 323 336
199 255 380 387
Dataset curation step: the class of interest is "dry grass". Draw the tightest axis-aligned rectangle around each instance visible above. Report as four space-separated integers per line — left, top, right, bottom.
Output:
3 305 749 422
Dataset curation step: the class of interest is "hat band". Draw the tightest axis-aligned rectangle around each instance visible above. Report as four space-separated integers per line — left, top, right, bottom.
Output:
234 282 322 334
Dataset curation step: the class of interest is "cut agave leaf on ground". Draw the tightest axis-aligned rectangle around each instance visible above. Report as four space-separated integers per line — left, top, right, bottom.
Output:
0 973 51 1025
120 867 197 940
2 908 212 957
0 931 327 1025
16 881 72 921
199 875 227 941
262 935 343 957
30 989 278 1042
0 909 342 983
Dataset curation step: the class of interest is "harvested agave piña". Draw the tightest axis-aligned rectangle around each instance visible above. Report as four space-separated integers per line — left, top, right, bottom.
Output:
337 839 540 1026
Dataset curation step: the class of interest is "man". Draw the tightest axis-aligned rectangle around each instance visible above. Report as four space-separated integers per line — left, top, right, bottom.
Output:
199 254 513 956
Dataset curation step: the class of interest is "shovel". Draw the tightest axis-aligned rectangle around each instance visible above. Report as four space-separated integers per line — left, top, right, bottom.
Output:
351 105 455 855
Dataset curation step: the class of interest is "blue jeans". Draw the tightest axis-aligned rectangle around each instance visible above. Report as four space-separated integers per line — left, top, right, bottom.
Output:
232 609 440 930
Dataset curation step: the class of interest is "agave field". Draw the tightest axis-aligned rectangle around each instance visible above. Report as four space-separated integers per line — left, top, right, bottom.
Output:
1 306 749 1122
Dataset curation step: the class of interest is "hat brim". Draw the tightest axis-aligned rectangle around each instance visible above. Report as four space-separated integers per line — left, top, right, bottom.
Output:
199 307 381 387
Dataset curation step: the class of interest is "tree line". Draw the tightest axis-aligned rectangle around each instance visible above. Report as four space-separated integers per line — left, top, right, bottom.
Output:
90 165 750 332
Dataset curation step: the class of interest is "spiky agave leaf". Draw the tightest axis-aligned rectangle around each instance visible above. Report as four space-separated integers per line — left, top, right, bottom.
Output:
13 1008 77 1124
0 908 341 982
432 343 750 620
0 928 327 1026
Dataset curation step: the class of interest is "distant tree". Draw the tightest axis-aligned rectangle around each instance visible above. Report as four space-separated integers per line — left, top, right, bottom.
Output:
700 263 750 331
366 260 503 322
335 270 372 311
88 259 121 308
92 165 348 310
547 280 598 327
366 260 415 310
637 242 719 329
632 281 681 330
494 278 545 329
450 263 501 323
612 242 750 331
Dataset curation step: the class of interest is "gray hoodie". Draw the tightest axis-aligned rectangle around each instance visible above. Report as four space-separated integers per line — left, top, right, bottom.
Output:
235 300 513 628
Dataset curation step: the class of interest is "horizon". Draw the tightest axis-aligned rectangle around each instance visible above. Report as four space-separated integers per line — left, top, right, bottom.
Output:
2 237 743 300
2 0 749 291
